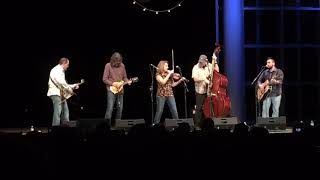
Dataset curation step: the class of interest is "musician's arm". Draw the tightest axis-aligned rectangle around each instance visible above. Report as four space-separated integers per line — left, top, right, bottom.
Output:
271 70 284 85
51 69 72 91
192 66 209 84
172 78 184 87
156 73 171 85
277 70 284 84
70 84 79 89
103 64 116 86
257 71 265 87
192 66 204 82
192 76 206 82
212 54 219 72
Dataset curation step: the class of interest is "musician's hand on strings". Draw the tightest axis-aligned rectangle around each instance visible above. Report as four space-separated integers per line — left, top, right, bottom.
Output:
112 82 121 88
66 87 74 94
128 80 133 85
74 84 79 89
167 70 174 75
270 79 278 84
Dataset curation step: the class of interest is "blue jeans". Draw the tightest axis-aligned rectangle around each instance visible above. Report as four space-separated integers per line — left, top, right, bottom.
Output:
262 95 282 118
104 90 123 126
153 96 179 125
49 95 69 126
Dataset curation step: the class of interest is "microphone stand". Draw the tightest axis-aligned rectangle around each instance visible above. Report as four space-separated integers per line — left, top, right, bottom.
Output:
251 66 266 118
149 64 156 125
177 67 189 118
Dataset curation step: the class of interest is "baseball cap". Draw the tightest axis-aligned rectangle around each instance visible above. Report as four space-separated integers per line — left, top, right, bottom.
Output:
198 54 208 63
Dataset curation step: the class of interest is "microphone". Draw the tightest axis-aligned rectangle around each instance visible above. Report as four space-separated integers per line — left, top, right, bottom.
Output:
175 66 189 82
182 77 190 83
260 65 267 69
150 64 158 69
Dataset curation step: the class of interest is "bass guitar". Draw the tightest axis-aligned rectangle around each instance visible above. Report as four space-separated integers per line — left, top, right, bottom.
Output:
110 77 138 94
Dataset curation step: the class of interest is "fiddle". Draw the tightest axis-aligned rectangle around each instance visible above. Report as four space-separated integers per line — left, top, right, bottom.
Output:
171 73 189 82
172 73 181 80
165 70 189 82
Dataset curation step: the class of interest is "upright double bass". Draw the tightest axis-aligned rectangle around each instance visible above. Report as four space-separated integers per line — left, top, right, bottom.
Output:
203 43 231 118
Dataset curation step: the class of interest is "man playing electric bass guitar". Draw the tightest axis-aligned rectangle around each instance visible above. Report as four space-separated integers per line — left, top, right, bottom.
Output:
257 57 284 118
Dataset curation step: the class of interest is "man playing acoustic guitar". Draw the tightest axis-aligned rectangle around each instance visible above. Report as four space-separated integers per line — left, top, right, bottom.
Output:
103 52 133 128
47 57 81 127
257 57 284 118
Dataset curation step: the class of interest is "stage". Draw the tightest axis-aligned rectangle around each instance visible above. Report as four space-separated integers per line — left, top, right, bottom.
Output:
0 126 294 135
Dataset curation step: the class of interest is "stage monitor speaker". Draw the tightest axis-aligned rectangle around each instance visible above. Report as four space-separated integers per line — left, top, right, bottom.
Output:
61 120 78 128
77 118 108 135
61 121 79 127
165 118 194 131
213 117 239 129
256 116 286 130
115 119 145 130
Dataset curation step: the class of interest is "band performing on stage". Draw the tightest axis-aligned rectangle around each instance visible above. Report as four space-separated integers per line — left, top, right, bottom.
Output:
47 45 284 130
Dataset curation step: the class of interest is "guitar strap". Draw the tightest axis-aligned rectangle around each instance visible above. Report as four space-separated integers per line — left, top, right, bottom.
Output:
49 76 63 91
49 77 82 106
49 76 69 104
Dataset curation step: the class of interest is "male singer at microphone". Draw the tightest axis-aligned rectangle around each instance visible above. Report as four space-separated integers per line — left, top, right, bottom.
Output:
257 57 284 118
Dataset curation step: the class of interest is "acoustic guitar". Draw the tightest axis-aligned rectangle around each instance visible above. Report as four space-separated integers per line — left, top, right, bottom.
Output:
61 79 85 100
110 77 138 94
257 79 272 102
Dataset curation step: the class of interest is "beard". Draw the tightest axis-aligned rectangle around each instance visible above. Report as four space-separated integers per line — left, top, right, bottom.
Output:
113 62 121 67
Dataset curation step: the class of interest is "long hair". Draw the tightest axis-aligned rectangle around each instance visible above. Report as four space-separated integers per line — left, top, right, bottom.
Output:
110 52 123 67
157 60 168 74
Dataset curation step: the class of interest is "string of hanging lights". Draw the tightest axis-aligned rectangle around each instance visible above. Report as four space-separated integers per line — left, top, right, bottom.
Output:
132 0 185 14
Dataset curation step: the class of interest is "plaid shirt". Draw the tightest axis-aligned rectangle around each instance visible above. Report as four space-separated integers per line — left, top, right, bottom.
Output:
257 67 284 97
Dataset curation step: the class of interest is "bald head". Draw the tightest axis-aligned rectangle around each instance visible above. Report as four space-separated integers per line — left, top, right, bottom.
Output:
59 57 70 70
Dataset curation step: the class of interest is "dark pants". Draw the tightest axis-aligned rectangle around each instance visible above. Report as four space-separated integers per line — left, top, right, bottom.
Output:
195 93 206 128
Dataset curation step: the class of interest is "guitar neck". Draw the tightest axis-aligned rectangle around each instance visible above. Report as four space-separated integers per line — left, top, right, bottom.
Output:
122 79 135 86
122 81 129 86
